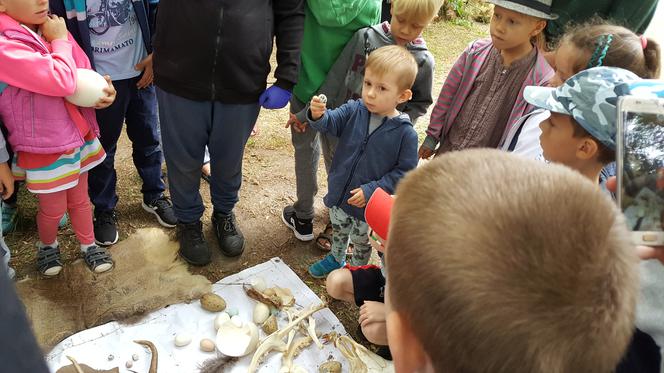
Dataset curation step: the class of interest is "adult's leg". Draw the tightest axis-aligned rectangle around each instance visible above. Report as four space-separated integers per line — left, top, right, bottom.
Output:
156 88 210 223
124 83 165 204
207 102 260 215
290 98 322 220
88 79 131 212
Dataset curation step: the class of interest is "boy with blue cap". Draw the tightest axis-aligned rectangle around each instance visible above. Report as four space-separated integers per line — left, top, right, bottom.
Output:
524 66 639 183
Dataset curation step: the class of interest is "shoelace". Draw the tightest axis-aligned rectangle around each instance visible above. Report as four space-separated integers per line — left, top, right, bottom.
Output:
152 197 171 211
222 216 237 234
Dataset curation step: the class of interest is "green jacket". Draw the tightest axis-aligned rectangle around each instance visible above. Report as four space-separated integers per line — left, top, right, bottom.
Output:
292 0 381 104
547 0 659 40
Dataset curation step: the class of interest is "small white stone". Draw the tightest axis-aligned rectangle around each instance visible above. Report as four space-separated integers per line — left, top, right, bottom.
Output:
132 353 139 361
200 338 216 352
174 333 192 347
231 315 243 328
125 360 133 369
107 354 114 361
214 312 231 330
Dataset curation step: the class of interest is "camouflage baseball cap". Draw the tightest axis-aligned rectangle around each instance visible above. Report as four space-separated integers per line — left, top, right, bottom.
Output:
524 67 639 150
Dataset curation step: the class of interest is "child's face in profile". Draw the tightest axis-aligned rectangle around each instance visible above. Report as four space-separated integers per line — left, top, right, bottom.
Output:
362 68 410 117
390 10 431 46
539 112 584 164
0 0 49 27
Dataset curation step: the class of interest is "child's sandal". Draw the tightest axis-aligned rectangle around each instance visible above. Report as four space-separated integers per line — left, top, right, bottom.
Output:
37 246 63 277
84 245 114 273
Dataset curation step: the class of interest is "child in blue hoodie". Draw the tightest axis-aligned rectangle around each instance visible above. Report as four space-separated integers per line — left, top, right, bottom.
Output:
306 45 418 278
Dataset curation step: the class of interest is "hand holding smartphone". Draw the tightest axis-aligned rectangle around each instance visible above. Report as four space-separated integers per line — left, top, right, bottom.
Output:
616 94 664 246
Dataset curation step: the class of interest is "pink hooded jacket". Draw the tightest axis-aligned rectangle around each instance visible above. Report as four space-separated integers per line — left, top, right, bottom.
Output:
0 13 99 154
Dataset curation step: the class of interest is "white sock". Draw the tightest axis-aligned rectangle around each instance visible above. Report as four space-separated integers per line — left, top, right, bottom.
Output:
38 240 58 249
80 243 96 254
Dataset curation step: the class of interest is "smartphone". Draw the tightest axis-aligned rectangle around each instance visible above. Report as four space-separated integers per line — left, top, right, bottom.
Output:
616 95 664 246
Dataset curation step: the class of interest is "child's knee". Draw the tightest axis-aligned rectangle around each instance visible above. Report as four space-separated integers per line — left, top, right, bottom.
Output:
361 321 388 346
326 268 353 300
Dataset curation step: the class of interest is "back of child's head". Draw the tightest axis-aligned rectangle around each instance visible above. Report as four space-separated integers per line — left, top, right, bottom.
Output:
366 45 418 91
390 0 442 24
561 21 661 79
387 149 639 373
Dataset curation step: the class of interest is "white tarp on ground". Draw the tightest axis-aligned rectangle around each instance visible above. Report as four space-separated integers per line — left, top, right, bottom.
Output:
46 257 387 372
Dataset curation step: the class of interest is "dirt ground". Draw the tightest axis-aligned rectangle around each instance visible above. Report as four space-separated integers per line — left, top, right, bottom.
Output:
6 21 487 351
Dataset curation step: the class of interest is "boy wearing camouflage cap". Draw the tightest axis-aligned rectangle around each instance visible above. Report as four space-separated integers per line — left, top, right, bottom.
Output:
524 66 639 183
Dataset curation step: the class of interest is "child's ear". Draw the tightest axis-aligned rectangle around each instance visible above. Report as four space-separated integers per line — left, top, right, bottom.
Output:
576 137 600 161
387 310 434 372
530 19 547 37
398 89 413 104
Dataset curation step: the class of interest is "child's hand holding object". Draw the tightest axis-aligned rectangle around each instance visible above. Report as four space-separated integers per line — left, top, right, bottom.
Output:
310 94 327 120
348 187 366 208
94 76 116 109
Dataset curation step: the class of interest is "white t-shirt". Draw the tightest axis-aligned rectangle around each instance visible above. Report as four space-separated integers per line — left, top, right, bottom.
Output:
504 109 550 162
87 0 147 80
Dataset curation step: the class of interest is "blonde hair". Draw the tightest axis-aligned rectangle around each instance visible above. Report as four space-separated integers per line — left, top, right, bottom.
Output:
391 0 442 24
365 45 418 91
387 149 639 373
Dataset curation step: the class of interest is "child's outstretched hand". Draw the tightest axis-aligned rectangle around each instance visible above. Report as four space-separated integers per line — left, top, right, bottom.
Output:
348 188 366 208
135 53 153 89
309 94 327 120
418 144 435 160
40 15 68 42
94 76 116 109
0 163 14 200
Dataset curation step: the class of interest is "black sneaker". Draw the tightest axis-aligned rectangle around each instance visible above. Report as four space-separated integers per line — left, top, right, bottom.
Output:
281 205 314 241
142 195 177 228
212 210 244 257
94 210 119 246
177 221 211 266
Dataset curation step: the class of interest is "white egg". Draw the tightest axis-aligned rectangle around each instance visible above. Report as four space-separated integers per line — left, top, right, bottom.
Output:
252 302 270 324
214 312 231 330
65 68 107 108
174 333 192 347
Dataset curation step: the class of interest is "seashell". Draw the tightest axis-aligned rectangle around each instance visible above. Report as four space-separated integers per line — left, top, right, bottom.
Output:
200 338 216 352
125 360 133 369
174 333 192 347
261 314 277 335
253 302 270 324
132 353 139 361
226 307 239 317
250 277 267 292
200 292 226 312
216 320 259 357
214 312 231 330
319 361 342 373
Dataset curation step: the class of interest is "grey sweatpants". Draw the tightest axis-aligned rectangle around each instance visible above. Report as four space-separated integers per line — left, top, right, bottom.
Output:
290 97 338 220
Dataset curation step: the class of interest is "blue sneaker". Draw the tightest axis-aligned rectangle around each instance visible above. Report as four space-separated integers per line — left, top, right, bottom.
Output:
1 203 17 235
308 254 345 279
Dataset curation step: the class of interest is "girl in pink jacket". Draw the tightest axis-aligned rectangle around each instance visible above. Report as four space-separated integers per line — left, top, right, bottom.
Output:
0 1 116 276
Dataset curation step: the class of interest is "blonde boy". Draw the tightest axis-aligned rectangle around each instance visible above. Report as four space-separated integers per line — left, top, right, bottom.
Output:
385 149 639 372
282 0 441 249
